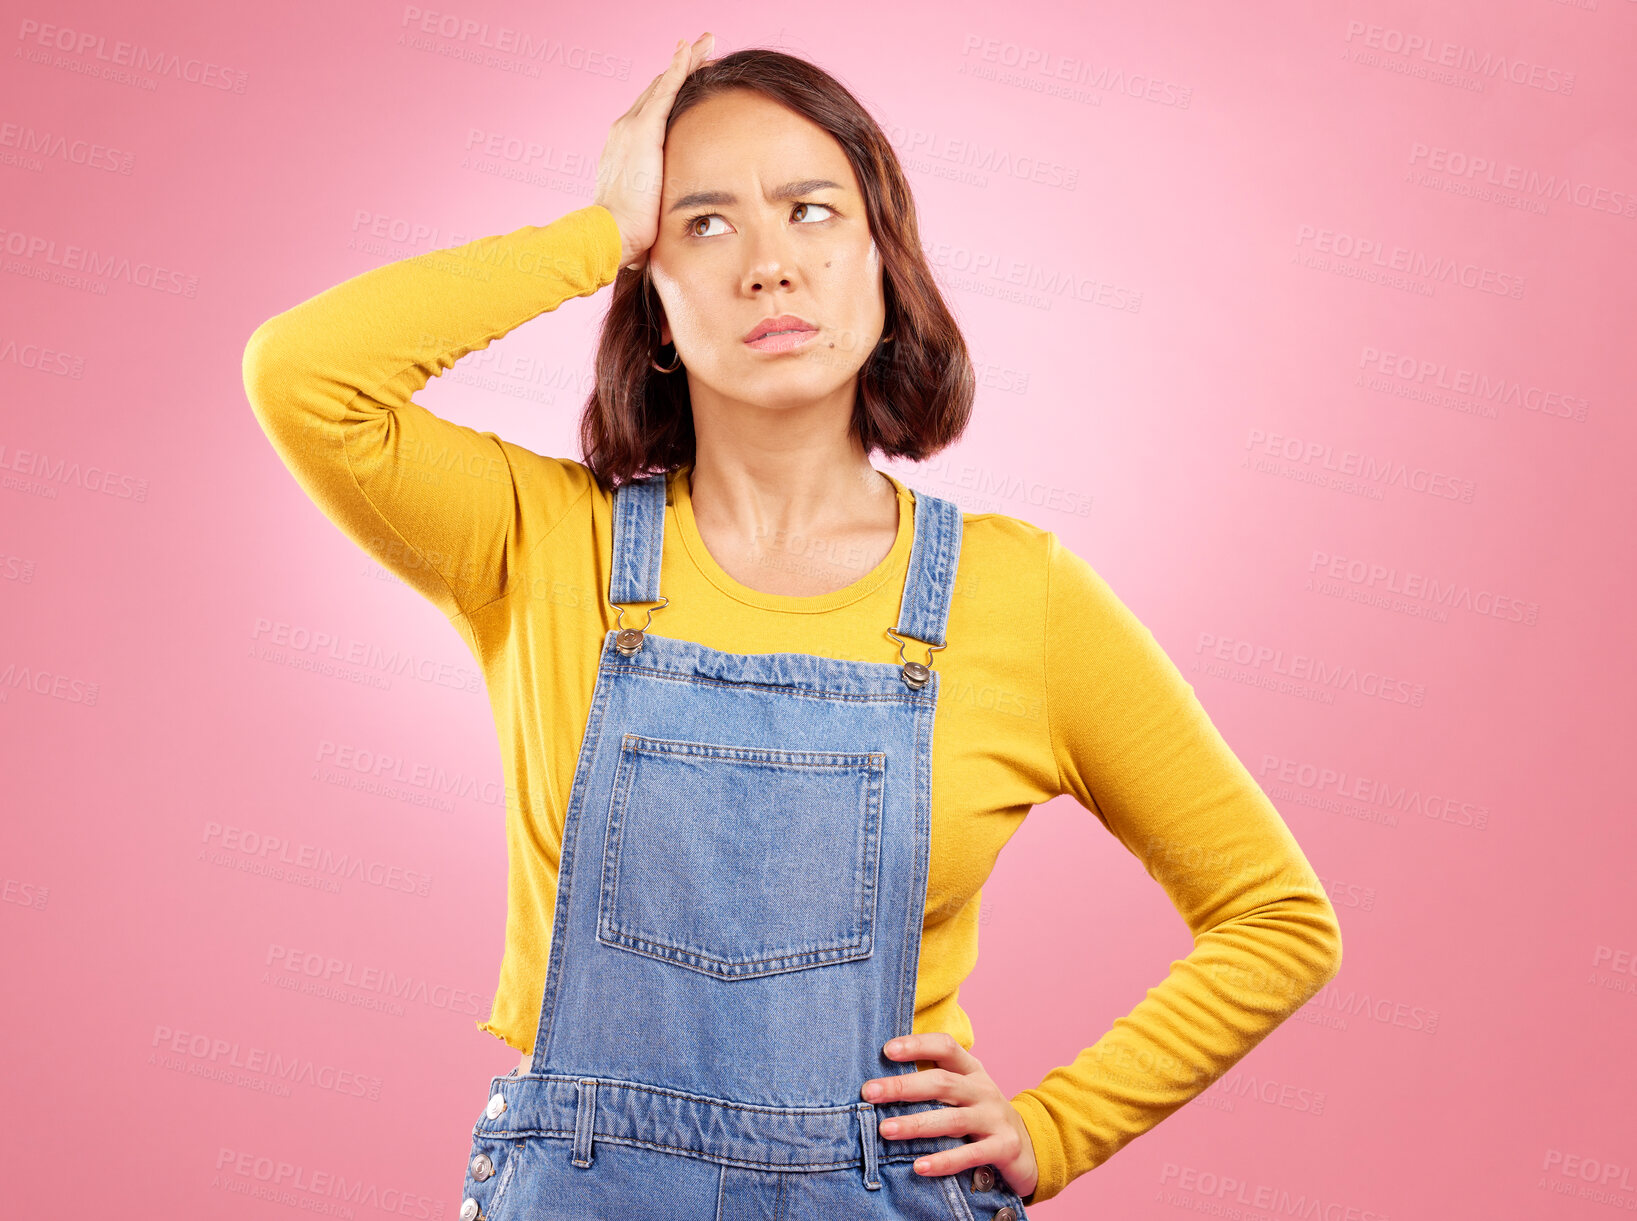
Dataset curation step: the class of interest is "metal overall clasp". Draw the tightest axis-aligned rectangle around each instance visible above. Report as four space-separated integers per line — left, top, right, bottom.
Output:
611 595 669 656
884 626 945 690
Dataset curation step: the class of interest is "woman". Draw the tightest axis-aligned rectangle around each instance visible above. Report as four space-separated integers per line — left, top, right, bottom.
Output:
243 34 1343 1219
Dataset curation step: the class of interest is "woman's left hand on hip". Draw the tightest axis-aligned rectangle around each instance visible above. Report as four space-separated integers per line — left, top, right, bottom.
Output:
860 1031 1039 1200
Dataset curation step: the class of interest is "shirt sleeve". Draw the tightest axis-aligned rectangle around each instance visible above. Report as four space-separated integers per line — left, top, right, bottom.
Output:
240 203 624 621
1008 532 1344 1206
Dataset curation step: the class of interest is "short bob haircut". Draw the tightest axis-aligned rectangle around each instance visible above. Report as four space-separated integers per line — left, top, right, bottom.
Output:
579 48 975 490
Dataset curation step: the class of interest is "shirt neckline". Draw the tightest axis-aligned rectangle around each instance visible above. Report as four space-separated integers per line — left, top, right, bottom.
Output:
668 462 916 614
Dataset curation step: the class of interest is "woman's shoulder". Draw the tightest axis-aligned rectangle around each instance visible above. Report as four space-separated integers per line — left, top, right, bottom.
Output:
935 505 1061 606
942 503 1124 616
495 448 607 514
941 502 1064 565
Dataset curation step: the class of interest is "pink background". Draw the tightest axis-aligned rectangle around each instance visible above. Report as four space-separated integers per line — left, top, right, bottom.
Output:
4 2 1635 1217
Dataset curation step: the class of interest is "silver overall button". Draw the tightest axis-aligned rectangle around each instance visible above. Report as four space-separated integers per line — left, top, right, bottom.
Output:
971 1164 997 1192
459 1198 481 1221
469 1152 494 1181
995 1208 1018 1221
485 1093 507 1119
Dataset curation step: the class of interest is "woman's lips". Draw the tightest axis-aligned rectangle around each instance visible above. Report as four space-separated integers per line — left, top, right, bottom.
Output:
744 327 818 353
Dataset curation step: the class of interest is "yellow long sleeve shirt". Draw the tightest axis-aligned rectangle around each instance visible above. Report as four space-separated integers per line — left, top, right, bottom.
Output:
241 203 1343 1206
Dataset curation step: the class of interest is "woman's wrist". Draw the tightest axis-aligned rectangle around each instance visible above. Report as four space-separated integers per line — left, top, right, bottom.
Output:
592 201 641 268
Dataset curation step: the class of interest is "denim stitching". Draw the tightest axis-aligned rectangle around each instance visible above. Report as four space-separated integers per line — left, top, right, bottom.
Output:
621 734 888 768
857 1102 882 1189
597 735 886 978
486 1072 926 1116
475 1128 951 1173
571 1078 597 1167
600 665 926 704
937 1168 978 1221
895 673 936 1037
528 640 619 1066
485 1151 519 1221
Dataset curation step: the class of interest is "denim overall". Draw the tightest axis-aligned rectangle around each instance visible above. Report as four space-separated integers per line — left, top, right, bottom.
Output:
457 472 1029 1221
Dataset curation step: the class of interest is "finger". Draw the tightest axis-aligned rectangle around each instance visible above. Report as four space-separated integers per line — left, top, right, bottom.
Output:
906 1134 1014 1179
861 1067 966 1104
642 34 703 109
877 1103 974 1142
624 38 688 117
883 1032 982 1075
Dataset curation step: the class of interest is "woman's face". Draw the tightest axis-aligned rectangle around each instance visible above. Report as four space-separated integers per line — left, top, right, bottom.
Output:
646 89 887 416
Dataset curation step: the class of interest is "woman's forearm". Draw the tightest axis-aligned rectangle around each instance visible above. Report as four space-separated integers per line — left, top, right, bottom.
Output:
1015 533 1344 1204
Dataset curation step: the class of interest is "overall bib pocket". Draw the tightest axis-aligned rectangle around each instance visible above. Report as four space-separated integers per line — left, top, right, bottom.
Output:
596 733 886 980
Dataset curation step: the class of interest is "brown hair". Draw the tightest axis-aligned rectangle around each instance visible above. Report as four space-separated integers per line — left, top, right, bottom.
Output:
578 48 975 490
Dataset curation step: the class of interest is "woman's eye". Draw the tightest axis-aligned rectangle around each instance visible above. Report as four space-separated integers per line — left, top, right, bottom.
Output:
791 201 835 224
686 202 834 238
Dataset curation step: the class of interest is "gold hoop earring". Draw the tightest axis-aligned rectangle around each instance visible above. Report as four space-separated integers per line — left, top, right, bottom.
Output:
650 341 682 374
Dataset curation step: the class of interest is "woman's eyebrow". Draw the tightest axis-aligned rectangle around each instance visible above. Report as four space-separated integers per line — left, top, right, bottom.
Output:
667 179 844 213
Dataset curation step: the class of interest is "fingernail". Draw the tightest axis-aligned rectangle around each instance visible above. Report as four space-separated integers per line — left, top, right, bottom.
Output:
863 1083 881 1099
885 1040 902 1054
914 1159 930 1173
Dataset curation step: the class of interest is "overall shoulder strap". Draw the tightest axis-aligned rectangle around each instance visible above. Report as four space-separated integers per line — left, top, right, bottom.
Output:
893 488 963 649
608 473 668 607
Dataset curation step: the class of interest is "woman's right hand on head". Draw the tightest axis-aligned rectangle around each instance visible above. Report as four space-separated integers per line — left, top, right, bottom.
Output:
594 32 715 272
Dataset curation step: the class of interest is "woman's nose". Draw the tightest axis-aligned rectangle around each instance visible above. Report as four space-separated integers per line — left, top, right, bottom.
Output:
746 269 794 292
740 227 800 291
